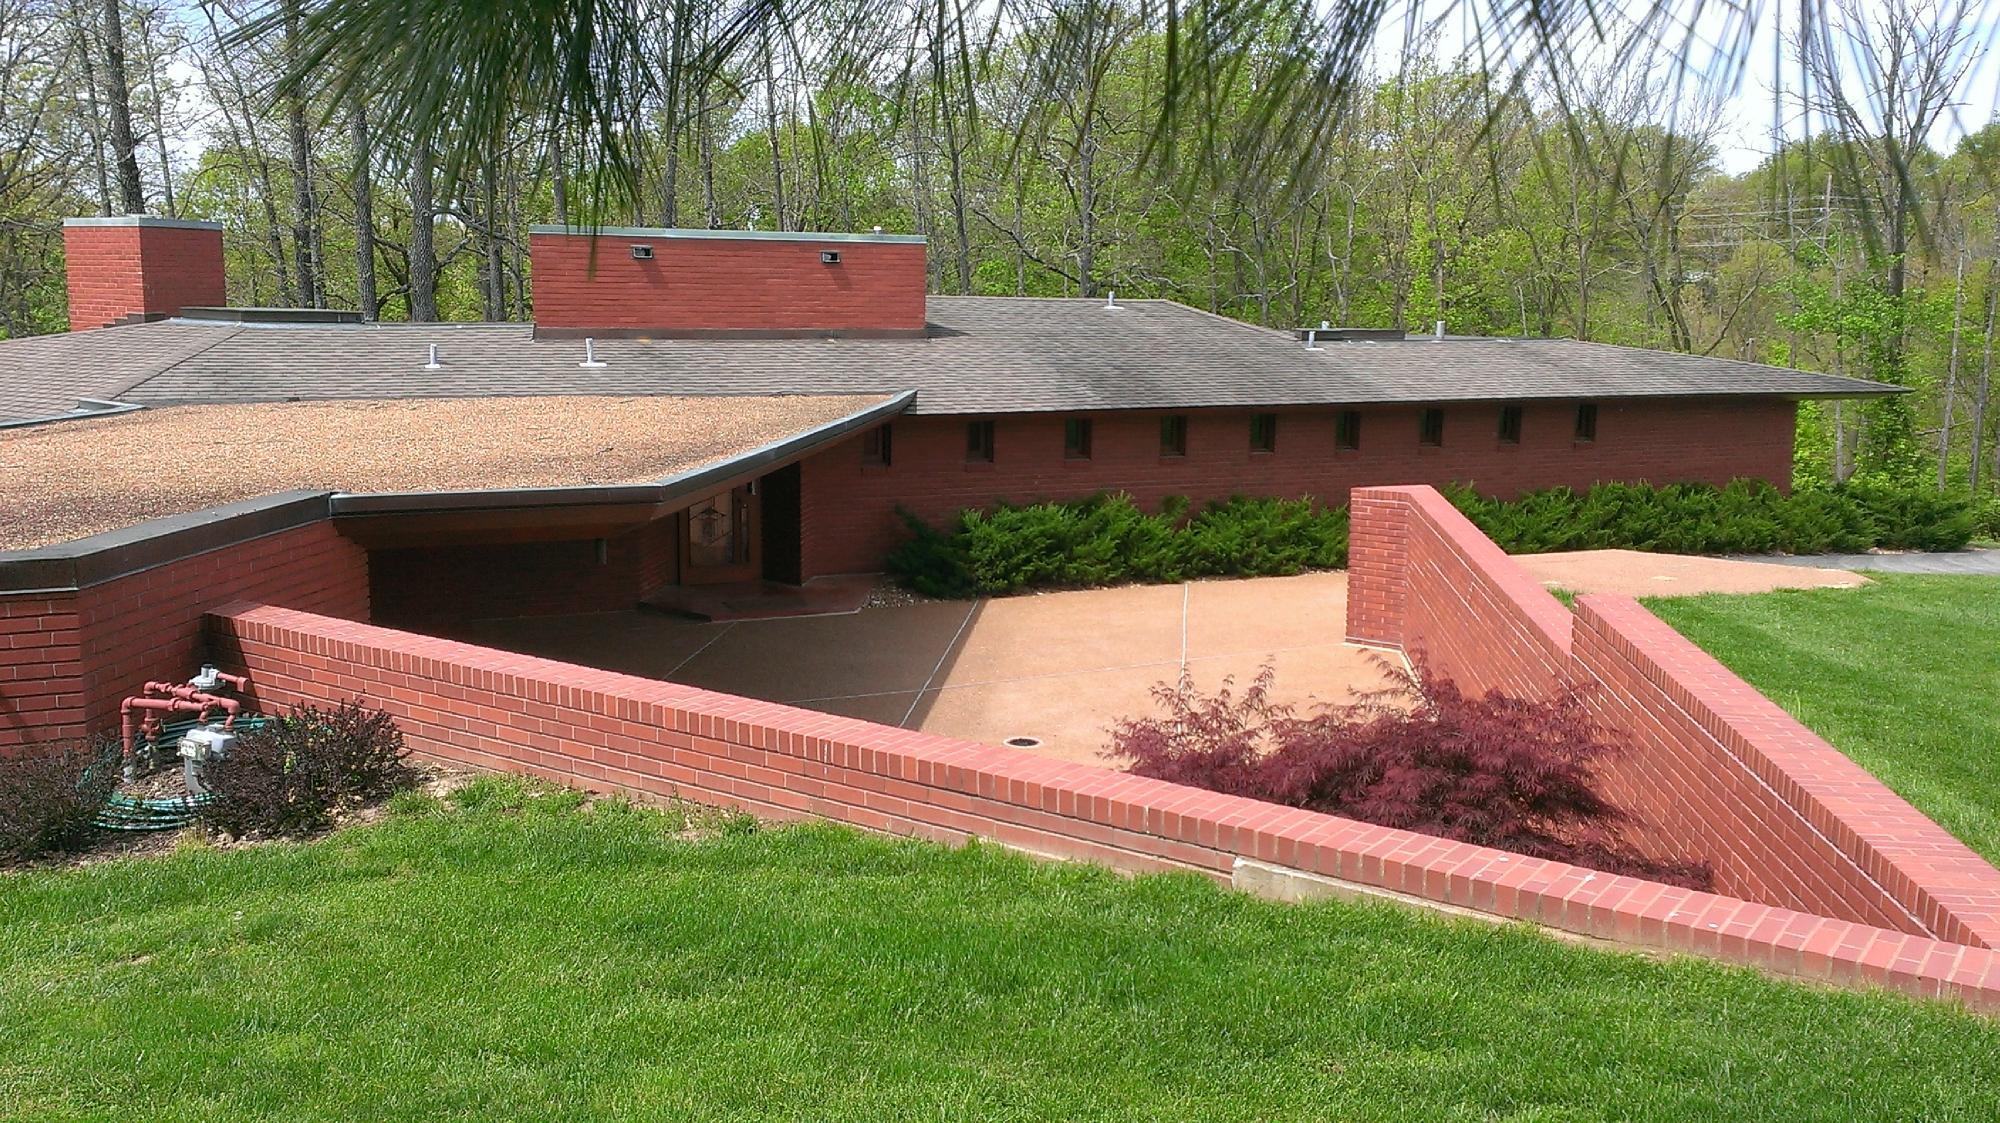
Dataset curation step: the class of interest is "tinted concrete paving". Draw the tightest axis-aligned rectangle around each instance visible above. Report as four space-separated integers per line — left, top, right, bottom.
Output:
1514 549 1869 598
449 571 1394 765
1739 547 2000 576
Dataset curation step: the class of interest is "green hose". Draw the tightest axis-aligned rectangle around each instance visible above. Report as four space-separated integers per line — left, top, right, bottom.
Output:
91 714 269 831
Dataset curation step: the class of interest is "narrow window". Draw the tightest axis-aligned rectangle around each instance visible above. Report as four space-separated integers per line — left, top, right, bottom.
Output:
1419 408 1445 447
1574 402 1599 443
862 423 892 467
966 420 996 463
1497 405 1523 445
1160 415 1188 457
1064 417 1094 460
1250 413 1278 454
1335 410 1362 451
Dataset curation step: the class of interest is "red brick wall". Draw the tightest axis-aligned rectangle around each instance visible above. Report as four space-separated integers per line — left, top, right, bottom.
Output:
0 520 368 749
63 221 226 330
1345 484 2000 950
204 602 2000 1011
798 399 1798 578
369 518 678 628
0 594 85 747
529 231 927 333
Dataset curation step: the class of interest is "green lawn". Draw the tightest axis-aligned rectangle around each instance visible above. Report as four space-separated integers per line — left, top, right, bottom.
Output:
1647 573 2000 866
3 779 1998 1121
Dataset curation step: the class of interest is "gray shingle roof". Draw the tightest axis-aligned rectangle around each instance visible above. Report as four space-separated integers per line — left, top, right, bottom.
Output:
0 321 242 425
1 297 1896 424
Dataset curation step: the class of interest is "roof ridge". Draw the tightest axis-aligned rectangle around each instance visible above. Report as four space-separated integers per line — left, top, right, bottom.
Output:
116 323 247 401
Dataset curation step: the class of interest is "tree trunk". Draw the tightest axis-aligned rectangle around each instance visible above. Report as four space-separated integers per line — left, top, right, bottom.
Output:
283 0 321 307
99 0 145 213
351 104 378 319
409 143 439 322
1940 250 1966 490
69 2 113 214
762 33 785 229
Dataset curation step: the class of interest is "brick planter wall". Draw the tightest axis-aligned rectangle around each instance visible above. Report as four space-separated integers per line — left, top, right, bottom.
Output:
1345 484 2000 950
208 603 2000 1011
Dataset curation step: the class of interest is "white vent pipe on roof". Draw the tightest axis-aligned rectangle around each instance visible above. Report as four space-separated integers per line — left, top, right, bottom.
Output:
579 337 607 369
1433 319 1446 340
422 343 442 371
1105 290 1119 310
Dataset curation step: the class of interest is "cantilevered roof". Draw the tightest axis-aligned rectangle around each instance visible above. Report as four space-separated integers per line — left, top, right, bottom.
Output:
0 297 1896 426
0 394 896 550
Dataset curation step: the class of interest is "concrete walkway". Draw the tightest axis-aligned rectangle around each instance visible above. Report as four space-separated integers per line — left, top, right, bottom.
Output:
1738 547 2000 575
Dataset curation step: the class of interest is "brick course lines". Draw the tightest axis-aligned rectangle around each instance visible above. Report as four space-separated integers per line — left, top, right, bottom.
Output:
0 520 368 750
206 602 2000 1010
63 224 226 330
794 401 1796 578
530 234 927 332
1344 483 2000 951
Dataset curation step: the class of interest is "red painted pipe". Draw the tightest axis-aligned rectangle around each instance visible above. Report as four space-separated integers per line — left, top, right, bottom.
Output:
119 691 241 762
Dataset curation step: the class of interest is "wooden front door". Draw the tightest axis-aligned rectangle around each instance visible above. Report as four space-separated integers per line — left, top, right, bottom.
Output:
681 486 758 585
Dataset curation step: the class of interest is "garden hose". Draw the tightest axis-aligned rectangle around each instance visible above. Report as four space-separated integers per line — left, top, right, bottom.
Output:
91 714 269 831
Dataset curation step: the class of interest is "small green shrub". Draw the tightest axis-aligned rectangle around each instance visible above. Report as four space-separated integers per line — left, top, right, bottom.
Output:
1449 479 1973 557
199 699 413 838
0 735 120 861
893 480 1975 600
888 492 1347 596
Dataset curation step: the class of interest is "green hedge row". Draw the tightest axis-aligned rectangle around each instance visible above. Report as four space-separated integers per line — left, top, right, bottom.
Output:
889 494 1347 597
888 480 1978 599
1444 480 1977 556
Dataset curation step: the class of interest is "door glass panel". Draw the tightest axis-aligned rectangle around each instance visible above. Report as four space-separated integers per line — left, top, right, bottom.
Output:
687 492 738 568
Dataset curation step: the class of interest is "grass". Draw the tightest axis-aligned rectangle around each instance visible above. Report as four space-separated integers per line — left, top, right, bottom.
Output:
1647 573 2000 866
3 777 1998 1121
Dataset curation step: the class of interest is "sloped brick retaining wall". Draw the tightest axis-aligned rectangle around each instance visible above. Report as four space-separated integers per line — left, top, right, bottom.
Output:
1345 484 2000 950
208 602 2000 1011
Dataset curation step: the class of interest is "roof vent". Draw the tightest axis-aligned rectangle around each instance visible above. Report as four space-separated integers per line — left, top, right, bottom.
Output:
1104 290 1120 311
1434 319 1447 341
421 343 443 371
578 338 607 369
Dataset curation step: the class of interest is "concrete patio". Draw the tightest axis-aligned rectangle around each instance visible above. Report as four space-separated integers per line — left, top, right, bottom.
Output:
450 571 1391 764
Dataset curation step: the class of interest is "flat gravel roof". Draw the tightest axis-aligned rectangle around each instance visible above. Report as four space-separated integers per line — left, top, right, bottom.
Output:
0 394 889 550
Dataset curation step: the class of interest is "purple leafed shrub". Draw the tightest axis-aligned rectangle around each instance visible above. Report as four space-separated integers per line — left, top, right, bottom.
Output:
0 735 120 861
1107 659 1713 890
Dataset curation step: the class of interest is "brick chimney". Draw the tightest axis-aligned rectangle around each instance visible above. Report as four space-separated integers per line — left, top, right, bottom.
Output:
63 216 227 331
529 226 928 336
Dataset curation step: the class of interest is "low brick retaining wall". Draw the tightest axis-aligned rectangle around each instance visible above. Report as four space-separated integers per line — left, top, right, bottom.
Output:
1347 484 2000 951
209 602 2000 1012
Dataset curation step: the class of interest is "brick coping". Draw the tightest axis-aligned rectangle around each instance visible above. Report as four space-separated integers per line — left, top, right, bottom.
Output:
210 603 2000 1012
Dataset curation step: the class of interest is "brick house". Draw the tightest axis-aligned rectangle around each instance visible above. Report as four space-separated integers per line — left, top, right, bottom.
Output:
0 215 1894 743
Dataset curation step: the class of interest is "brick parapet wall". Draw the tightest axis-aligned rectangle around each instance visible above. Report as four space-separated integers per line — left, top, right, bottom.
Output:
0 520 368 749
529 232 927 333
1345 484 2000 951
207 603 2000 1011
797 402 1797 579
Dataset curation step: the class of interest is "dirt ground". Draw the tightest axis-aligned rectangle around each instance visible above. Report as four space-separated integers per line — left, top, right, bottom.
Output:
449 551 1870 765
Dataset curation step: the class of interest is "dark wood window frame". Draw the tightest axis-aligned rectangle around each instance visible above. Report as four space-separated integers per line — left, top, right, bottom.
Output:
1335 410 1362 452
1574 402 1599 443
1064 417 1094 460
862 423 893 467
1419 408 1445 447
966 419 996 463
1160 414 1188 457
1497 405 1523 445
1250 412 1278 454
